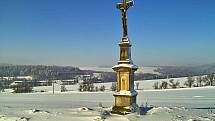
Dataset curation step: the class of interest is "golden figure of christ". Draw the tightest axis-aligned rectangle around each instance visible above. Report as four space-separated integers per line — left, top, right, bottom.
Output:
117 0 134 37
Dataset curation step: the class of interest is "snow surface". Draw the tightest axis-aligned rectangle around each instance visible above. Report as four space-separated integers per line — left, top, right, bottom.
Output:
79 66 160 74
32 77 191 93
0 77 215 121
2 76 33 80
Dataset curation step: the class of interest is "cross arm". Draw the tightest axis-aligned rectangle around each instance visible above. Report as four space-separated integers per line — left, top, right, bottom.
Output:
116 1 134 10
126 1 134 8
116 3 124 10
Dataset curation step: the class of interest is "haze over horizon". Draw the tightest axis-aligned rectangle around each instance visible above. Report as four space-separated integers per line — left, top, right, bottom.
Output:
0 0 215 67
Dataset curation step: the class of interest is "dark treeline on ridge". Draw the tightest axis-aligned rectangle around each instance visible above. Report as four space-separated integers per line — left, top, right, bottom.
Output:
0 64 89 80
156 64 215 77
1 64 215 82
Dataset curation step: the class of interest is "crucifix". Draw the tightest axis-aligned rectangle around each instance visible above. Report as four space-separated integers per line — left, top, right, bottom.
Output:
112 0 138 114
117 0 134 38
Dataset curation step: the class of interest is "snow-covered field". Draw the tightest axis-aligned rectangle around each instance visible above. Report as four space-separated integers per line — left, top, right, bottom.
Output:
0 77 215 121
80 66 160 74
32 77 193 92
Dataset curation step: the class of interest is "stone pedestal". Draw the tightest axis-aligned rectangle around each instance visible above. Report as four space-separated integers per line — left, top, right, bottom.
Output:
112 91 138 114
111 38 139 114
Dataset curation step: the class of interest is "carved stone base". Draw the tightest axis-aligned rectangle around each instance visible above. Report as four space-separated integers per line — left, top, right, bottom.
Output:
111 104 139 115
111 92 138 115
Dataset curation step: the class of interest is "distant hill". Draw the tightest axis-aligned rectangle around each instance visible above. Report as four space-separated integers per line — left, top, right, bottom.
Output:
0 64 88 80
79 65 215 80
80 66 160 74
156 64 215 77
1 64 215 82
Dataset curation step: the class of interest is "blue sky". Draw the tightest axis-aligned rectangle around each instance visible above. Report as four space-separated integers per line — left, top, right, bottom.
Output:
0 0 215 67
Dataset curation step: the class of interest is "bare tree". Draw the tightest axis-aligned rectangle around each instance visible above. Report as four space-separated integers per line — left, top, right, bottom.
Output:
169 79 180 89
61 84 67 92
0 82 3 92
95 86 98 92
78 84 83 92
79 79 95 92
160 81 168 89
206 74 215 86
110 82 117 91
100 85 105 92
196 76 203 87
153 82 159 89
184 77 195 88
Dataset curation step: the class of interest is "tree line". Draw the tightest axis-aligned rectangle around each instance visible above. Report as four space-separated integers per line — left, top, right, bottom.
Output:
78 79 106 92
153 74 215 89
0 65 88 81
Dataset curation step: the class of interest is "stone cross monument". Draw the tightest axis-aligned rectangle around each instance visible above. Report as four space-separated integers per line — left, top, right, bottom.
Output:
112 0 138 114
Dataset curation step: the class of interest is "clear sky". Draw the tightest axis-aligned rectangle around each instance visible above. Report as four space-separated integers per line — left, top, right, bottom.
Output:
0 0 215 67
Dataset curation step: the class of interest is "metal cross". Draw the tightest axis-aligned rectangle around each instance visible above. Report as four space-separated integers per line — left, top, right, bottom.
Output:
117 0 134 38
